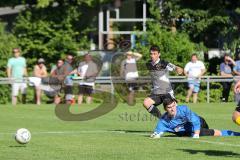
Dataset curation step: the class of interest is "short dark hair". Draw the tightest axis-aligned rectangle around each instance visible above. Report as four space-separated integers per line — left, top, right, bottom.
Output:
224 53 230 58
150 45 160 53
163 97 176 109
191 53 197 57
57 59 64 63
13 48 20 53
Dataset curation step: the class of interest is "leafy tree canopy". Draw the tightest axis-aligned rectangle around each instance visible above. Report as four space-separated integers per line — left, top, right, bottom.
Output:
158 0 240 50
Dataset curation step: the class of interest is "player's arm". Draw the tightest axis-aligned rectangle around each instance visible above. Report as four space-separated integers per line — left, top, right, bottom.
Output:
166 62 183 75
192 130 200 138
175 66 183 75
184 106 201 138
153 118 169 137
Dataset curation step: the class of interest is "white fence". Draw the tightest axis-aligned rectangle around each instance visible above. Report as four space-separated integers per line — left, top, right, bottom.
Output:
0 76 239 103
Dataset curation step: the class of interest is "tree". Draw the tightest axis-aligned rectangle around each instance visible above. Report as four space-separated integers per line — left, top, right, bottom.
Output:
7 0 110 67
0 0 112 103
136 0 196 68
136 22 195 68
159 0 240 50
0 22 18 103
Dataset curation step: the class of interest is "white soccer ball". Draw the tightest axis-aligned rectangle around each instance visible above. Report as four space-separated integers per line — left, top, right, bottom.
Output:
15 128 31 144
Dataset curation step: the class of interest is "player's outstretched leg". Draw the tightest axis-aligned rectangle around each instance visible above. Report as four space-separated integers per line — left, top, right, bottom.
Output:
220 130 240 136
200 129 240 137
143 97 161 118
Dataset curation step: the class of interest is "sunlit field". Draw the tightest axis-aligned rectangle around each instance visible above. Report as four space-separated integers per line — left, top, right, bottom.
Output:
1 102 240 160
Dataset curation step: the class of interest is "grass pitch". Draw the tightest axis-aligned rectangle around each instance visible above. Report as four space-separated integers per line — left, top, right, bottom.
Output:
0 102 240 160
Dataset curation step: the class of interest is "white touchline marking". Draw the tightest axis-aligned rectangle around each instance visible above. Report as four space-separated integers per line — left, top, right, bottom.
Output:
1 130 240 147
0 130 127 135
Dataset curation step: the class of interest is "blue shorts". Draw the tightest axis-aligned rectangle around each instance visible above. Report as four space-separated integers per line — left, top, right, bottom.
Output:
188 80 200 93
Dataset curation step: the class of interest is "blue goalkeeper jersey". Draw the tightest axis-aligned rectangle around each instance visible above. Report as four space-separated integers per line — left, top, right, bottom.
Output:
154 105 201 135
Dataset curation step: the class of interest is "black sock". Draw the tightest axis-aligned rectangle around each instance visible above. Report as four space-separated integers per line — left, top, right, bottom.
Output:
147 105 161 118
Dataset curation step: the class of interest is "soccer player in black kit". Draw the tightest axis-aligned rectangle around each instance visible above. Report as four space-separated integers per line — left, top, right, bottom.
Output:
143 45 183 118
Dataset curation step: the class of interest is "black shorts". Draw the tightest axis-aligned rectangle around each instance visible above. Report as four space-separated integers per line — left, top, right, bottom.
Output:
199 116 215 136
175 117 215 137
78 85 93 95
149 93 175 106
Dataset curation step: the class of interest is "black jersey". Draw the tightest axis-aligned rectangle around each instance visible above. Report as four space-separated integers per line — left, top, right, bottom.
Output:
146 59 176 94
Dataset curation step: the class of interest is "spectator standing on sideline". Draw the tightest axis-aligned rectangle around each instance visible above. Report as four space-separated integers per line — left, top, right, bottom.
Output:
51 59 67 104
70 53 98 105
184 54 206 103
63 54 75 104
120 51 142 105
220 54 236 102
33 58 48 105
7 48 28 105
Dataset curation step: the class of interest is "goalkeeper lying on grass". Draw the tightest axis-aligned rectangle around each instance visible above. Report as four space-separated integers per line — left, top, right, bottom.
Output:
151 97 240 139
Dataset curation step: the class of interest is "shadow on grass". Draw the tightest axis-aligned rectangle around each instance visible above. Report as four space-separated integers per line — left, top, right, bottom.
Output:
9 145 27 148
110 130 180 137
110 129 151 137
111 129 150 133
178 149 240 157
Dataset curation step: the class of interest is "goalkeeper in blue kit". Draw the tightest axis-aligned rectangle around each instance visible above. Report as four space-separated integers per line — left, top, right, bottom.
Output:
151 98 240 138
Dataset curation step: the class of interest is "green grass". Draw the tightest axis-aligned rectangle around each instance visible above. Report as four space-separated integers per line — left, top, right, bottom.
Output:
1 102 240 160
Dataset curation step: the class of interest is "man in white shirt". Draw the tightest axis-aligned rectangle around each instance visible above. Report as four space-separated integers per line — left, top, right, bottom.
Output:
76 54 98 105
184 54 206 103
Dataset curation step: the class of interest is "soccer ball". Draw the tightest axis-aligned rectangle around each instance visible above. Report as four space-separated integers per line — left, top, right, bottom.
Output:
15 128 31 144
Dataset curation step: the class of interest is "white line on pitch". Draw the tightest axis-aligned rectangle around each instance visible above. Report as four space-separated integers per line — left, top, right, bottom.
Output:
1 130 240 147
